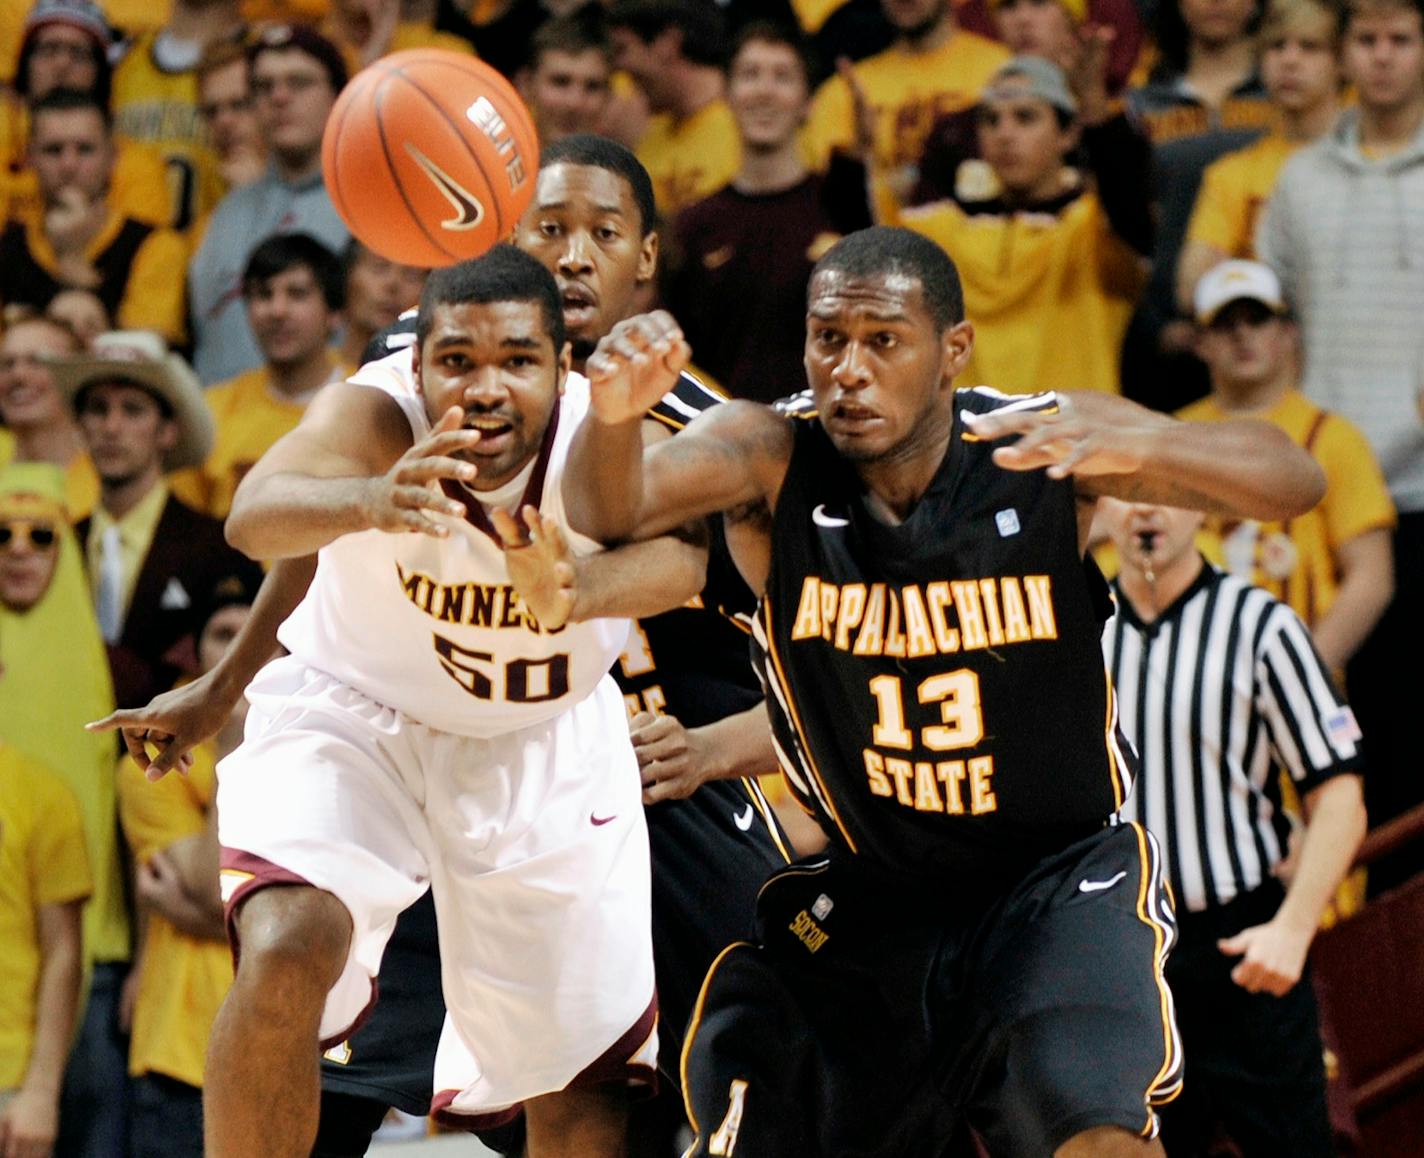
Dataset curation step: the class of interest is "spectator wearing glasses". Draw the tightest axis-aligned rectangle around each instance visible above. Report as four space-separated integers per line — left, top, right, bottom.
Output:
187 24 349 385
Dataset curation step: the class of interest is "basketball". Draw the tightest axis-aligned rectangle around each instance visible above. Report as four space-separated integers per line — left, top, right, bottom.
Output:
321 49 540 268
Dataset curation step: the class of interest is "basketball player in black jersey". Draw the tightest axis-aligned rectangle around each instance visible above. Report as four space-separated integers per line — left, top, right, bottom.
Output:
561 226 1328 1157
94 136 793 1156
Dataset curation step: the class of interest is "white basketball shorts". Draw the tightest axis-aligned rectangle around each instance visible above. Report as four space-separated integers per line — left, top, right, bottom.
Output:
216 656 658 1124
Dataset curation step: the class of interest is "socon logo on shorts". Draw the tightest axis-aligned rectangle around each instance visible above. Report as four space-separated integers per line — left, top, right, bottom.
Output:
404 144 484 231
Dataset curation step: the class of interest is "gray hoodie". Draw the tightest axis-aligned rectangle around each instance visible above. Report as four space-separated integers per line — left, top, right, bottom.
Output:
1258 107 1424 513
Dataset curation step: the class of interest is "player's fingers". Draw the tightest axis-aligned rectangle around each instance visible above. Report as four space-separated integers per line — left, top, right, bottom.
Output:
415 429 483 459
397 456 478 487
147 739 193 781
119 726 151 770
393 485 462 517
396 507 451 537
432 405 464 433
86 707 139 732
490 506 529 548
632 731 686 764
1217 934 1247 957
1045 439 1095 480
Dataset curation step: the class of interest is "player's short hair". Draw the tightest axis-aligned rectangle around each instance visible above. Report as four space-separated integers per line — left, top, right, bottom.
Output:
728 20 815 86
416 245 566 354
1341 0 1424 34
242 233 346 310
539 133 658 237
528 10 614 72
28 86 111 133
811 227 965 331
606 0 729 67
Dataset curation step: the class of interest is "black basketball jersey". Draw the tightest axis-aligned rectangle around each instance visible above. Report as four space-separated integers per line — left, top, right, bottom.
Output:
614 371 765 728
754 388 1135 886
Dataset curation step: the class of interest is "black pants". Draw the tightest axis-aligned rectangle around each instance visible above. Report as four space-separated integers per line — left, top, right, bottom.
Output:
1160 882 1332 1158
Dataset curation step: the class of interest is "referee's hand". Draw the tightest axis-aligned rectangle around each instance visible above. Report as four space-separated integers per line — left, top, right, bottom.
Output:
1218 919 1312 997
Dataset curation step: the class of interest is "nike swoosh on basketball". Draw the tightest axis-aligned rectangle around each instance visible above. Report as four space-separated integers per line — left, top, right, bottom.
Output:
733 804 755 831
405 143 484 231
812 504 850 529
590 813 617 826
1078 871 1128 894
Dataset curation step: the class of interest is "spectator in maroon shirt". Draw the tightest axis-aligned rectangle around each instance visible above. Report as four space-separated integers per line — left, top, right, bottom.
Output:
664 22 871 402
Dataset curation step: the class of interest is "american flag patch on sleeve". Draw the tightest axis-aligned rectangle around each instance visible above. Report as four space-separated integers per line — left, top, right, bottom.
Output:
1324 706 1362 746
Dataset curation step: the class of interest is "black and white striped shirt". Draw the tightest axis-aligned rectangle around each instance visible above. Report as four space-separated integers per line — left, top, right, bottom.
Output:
1103 564 1363 913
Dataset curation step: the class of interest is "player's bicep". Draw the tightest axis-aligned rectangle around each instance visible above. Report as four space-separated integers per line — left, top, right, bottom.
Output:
638 402 792 539
241 381 411 487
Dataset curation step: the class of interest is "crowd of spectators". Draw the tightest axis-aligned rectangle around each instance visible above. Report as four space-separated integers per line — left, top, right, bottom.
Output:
0 0 1420 1154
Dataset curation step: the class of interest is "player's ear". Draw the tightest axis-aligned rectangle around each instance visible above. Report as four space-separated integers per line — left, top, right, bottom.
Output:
943 320 973 386
637 229 659 285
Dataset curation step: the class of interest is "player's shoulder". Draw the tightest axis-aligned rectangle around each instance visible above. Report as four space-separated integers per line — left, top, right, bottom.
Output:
645 368 730 431
956 385 1061 418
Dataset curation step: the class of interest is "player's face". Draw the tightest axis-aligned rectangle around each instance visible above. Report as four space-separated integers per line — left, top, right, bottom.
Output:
199 59 260 158
246 265 338 369
26 26 100 99
413 299 571 491
515 163 657 360
729 39 809 151
1344 7 1424 111
0 321 74 431
882 0 950 35
1194 299 1292 386
1262 16 1341 111
977 93 1075 200
1098 498 1205 578
0 516 60 613
251 48 337 163
992 0 1077 60
804 269 969 463
525 49 612 142
28 108 113 205
1180 0 1259 47
345 247 428 339
76 382 177 486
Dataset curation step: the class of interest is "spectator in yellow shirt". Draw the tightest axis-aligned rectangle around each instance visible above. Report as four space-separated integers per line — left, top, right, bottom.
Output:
899 55 1152 394
1175 0 1342 312
0 90 189 346
2 0 173 228
1181 260 1396 671
118 572 260 1158
803 0 1010 216
0 742 90 1158
607 0 743 215
0 311 100 519
172 233 346 520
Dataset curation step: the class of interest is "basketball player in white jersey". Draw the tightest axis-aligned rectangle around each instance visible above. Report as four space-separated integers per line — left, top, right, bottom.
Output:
206 246 668 1158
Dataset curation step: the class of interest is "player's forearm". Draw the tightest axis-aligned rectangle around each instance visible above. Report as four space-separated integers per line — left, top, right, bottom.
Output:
25 905 83 1099
564 415 647 543
210 555 317 698
571 536 707 621
1276 776 1367 937
690 702 778 783
226 472 379 560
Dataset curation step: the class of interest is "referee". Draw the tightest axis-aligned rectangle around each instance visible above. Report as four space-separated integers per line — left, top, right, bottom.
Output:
1100 497 1367 1158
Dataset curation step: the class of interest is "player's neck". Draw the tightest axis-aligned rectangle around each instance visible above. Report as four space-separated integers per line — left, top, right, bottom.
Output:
1359 94 1424 151
1281 94 1339 142
1117 549 1205 623
1208 368 1292 414
858 422 954 524
735 143 806 194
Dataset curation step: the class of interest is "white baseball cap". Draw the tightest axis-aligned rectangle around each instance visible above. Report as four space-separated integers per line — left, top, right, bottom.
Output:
1193 260 1288 325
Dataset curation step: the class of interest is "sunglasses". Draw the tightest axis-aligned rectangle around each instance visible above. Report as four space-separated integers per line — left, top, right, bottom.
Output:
0 522 58 550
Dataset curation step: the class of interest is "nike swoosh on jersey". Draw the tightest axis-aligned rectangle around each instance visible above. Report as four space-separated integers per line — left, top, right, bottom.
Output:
733 803 755 831
812 504 850 528
405 144 485 231
590 813 617 826
1077 871 1128 894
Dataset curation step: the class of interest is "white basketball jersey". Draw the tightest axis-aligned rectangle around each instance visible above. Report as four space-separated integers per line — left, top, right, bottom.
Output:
278 349 630 738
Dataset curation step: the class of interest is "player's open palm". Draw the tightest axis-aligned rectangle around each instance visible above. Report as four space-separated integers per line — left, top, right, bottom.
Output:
585 311 691 424
492 505 578 630
1218 919 1312 997
366 407 482 536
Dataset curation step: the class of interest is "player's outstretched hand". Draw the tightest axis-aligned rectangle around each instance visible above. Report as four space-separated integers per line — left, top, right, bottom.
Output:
632 711 713 804
1218 918 1312 997
86 669 237 780
366 406 482 536
492 505 578 631
964 394 1172 481
585 311 690 425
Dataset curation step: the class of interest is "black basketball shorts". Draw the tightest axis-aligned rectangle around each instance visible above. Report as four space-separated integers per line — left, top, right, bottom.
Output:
680 822 1184 1157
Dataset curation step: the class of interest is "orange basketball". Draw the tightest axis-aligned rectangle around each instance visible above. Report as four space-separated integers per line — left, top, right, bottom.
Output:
321 49 540 268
